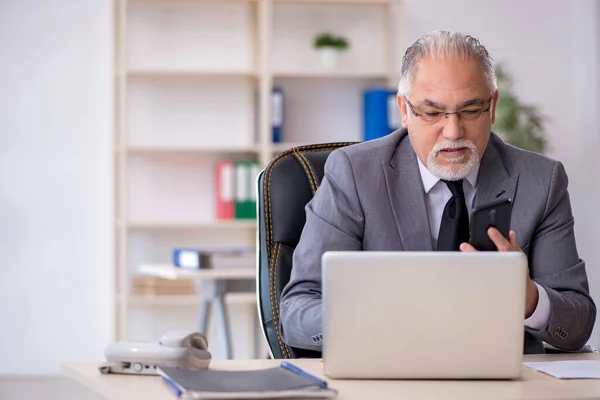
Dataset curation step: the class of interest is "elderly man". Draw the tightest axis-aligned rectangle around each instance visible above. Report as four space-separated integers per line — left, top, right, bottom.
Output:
279 30 596 354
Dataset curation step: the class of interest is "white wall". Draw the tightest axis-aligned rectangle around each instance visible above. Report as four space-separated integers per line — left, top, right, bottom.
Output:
0 0 113 374
403 0 600 346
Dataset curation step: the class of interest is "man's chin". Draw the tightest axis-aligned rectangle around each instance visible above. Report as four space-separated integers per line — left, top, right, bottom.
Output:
428 159 477 181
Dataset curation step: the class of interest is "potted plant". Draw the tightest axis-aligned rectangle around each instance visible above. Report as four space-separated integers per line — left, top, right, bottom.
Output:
493 64 548 154
313 32 350 69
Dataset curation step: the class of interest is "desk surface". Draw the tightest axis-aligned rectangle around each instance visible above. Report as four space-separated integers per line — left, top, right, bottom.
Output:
139 264 256 280
63 354 600 400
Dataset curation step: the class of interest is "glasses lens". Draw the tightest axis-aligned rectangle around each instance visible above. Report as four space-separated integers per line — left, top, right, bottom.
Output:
459 109 483 121
420 111 444 124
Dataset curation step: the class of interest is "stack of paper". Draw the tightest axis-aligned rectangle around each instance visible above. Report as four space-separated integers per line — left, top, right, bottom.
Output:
524 361 600 379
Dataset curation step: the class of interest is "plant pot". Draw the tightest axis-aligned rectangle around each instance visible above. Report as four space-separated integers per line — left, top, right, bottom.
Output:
317 47 340 69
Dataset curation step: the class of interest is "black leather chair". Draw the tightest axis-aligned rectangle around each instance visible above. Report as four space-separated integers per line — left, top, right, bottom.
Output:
256 142 357 359
255 142 598 359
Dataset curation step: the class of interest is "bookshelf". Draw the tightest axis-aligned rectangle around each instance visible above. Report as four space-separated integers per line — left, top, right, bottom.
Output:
123 293 257 307
126 221 257 230
127 69 259 78
124 145 262 154
114 0 403 357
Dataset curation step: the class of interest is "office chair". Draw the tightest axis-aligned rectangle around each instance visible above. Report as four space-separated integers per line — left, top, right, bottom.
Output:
255 143 597 358
256 142 357 359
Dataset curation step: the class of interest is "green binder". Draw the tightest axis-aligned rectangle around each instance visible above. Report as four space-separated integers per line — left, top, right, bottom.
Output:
235 161 260 219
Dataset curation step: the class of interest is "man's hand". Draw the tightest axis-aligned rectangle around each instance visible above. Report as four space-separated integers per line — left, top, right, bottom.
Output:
460 228 539 318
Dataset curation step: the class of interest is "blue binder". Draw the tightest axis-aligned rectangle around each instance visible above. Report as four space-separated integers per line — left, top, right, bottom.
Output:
363 88 400 141
272 87 284 143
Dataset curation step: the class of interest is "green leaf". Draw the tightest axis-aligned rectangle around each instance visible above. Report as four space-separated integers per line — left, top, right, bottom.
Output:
492 64 547 154
313 32 350 50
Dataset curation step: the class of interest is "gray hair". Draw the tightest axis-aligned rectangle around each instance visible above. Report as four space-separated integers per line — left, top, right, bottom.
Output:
397 30 497 97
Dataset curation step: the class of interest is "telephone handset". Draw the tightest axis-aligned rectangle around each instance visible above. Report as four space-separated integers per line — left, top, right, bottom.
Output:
99 331 211 375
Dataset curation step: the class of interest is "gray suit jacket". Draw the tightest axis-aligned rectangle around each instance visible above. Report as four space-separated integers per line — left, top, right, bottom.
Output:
280 129 596 354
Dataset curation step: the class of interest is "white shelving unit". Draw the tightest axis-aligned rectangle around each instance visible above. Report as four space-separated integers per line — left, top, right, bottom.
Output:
113 0 403 355
123 293 257 307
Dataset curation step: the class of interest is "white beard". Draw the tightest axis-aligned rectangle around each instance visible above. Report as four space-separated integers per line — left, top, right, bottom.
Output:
426 139 480 181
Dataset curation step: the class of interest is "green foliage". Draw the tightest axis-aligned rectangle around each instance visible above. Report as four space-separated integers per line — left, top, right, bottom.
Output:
313 32 349 51
493 64 548 154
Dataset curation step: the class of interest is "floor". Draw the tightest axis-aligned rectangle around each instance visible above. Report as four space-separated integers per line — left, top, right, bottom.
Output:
0 377 103 400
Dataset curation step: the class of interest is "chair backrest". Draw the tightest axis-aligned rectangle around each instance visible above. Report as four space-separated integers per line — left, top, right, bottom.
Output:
256 142 356 359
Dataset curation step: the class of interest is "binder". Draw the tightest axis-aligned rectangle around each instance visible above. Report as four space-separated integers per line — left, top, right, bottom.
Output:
272 87 284 143
172 247 255 269
215 161 234 220
235 162 259 220
363 88 400 141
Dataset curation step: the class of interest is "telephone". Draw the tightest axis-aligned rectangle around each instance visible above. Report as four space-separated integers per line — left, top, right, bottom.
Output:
98 331 211 375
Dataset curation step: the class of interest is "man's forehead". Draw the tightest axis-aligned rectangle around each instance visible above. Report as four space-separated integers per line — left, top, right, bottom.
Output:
411 56 489 93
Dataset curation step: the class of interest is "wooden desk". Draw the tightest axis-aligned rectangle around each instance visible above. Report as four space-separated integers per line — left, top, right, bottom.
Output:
138 264 257 359
63 354 600 400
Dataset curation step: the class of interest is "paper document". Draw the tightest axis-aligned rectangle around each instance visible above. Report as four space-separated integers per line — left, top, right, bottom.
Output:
524 361 600 379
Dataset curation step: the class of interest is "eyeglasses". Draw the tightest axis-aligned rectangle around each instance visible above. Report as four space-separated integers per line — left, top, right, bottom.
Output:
404 96 492 124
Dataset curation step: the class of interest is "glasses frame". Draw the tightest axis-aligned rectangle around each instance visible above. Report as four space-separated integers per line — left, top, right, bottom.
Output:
404 96 493 124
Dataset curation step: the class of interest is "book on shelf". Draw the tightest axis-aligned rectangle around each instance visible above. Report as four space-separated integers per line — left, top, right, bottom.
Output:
272 87 284 143
363 87 400 141
215 161 235 220
252 86 284 145
131 274 196 296
173 247 255 270
235 161 253 219
216 161 260 221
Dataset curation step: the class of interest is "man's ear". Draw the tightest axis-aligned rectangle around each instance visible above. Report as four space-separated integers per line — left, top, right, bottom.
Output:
398 95 408 128
490 90 499 125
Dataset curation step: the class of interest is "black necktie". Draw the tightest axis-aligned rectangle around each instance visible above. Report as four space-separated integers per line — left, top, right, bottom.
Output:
437 180 470 251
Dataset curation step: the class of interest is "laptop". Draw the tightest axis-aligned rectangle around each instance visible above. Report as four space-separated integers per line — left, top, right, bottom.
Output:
321 251 527 380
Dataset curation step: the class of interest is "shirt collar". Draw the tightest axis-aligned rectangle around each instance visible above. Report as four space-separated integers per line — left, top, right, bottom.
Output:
417 157 479 194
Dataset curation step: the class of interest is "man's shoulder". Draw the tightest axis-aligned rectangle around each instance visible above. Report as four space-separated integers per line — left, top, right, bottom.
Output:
331 128 407 166
491 133 560 177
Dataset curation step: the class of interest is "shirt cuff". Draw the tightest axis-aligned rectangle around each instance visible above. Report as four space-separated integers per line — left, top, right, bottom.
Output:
524 283 551 330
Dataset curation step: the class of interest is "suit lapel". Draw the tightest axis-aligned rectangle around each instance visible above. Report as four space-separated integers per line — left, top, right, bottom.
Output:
473 135 519 210
383 136 433 251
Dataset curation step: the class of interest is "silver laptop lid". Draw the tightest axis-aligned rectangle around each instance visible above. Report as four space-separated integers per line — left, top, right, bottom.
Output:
322 251 527 379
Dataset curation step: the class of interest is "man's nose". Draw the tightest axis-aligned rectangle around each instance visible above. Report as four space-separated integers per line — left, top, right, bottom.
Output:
441 113 464 141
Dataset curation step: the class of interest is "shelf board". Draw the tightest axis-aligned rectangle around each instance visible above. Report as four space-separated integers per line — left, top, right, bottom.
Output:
134 0 259 2
273 70 389 79
126 69 258 78
275 0 391 4
138 264 256 280
122 293 257 307
125 145 261 154
124 221 257 230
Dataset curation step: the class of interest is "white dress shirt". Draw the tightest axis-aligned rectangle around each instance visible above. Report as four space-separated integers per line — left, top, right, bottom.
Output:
416 158 550 330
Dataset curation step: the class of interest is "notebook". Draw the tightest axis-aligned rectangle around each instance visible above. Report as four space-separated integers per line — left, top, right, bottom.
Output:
156 362 338 399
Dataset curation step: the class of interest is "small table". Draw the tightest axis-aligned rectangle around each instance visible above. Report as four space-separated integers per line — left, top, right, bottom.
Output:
139 264 257 359
63 354 600 400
